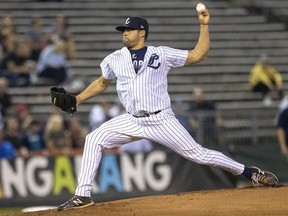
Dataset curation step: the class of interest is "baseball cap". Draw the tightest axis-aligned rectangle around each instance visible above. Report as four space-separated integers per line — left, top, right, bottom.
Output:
116 17 149 39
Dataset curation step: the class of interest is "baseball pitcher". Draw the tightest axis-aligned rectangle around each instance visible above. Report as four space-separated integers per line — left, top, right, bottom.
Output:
51 5 278 211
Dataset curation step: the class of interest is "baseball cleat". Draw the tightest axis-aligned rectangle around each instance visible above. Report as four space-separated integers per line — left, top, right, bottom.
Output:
57 195 94 211
250 166 279 186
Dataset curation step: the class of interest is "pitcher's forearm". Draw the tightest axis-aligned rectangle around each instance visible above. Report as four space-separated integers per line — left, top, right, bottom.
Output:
194 24 210 60
76 76 112 105
185 9 210 65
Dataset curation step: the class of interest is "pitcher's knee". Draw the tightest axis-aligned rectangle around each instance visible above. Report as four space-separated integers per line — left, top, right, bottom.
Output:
84 129 113 149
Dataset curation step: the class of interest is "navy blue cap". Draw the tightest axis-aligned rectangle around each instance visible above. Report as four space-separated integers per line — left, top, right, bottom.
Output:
116 17 149 39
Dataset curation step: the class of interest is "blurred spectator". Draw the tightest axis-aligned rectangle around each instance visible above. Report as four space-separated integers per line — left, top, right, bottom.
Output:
16 103 33 131
35 39 71 85
44 113 71 155
188 87 223 147
249 53 283 106
0 113 3 131
172 98 191 133
276 106 288 159
68 117 88 149
0 129 16 159
0 42 3 61
89 104 108 131
4 116 28 157
89 101 122 131
1 42 34 87
0 77 12 117
25 15 46 61
67 78 87 95
118 139 154 154
45 14 76 59
0 12 18 55
21 120 45 154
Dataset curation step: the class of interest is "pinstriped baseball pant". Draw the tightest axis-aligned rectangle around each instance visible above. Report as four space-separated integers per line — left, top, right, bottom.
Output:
76 108 245 197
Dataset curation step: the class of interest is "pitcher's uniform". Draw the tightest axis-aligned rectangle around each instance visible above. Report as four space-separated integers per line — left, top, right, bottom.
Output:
75 46 245 197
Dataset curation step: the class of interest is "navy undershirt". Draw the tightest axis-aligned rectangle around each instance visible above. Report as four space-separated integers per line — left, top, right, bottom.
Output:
129 46 147 74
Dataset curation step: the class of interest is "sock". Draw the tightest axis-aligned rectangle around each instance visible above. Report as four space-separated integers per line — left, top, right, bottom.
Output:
242 167 253 179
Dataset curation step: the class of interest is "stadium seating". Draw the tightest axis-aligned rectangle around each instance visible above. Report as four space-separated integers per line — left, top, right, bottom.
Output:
0 0 287 144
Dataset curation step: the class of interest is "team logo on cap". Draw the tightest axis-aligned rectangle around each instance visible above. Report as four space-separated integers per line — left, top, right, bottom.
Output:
125 18 130 24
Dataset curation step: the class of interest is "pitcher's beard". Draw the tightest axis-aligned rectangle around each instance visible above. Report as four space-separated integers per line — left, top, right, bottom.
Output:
123 39 132 48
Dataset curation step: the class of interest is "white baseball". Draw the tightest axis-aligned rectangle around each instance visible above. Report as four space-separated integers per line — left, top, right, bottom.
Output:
196 3 206 13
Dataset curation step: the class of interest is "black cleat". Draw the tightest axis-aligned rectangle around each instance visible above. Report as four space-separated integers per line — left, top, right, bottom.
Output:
250 166 279 186
57 195 94 211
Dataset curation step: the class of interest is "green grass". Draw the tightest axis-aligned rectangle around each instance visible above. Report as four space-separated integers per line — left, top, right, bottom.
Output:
0 208 22 216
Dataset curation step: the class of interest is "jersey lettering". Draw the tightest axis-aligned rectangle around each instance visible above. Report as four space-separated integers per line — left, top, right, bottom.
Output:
132 60 144 73
130 46 147 74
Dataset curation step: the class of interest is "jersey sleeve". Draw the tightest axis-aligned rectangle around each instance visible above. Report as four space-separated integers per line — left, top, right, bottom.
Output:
100 55 116 80
160 46 188 68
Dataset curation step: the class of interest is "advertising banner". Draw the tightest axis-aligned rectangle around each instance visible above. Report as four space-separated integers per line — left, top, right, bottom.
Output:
0 149 235 207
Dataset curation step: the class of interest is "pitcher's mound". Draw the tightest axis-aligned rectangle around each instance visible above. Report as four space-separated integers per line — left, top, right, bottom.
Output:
16 186 288 216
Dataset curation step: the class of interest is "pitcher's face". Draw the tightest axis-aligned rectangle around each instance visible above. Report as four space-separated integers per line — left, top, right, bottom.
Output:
122 29 145 50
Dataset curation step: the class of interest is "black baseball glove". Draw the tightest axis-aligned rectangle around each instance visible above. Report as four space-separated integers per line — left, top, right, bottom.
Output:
50 86 77 114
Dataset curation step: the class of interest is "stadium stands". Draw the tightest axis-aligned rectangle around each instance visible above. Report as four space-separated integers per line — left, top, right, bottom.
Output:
0 0 287 144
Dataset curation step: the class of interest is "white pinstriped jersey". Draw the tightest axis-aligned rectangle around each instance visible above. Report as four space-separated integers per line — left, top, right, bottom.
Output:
76 46 246 197
100 46 188 115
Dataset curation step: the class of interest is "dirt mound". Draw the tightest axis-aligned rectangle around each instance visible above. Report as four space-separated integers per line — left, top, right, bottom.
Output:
11 186 288 216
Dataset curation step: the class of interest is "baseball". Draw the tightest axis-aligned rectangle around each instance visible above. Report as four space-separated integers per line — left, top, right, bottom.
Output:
196 3 206 13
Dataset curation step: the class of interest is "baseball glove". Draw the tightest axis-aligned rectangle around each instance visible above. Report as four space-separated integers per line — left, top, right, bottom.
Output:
50 86 77 114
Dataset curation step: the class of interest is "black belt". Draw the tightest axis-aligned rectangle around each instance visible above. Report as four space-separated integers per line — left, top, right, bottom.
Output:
130 110 161 118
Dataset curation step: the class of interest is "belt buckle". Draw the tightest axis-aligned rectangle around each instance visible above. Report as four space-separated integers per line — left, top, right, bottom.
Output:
144 113 150 117
138 111 149 117
132 110 161 118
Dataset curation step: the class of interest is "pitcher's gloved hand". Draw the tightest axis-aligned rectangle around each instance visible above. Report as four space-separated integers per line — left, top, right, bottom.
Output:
50 86 77 114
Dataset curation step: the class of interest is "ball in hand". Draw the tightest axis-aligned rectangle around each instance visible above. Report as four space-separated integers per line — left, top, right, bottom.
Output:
196 3 206 13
